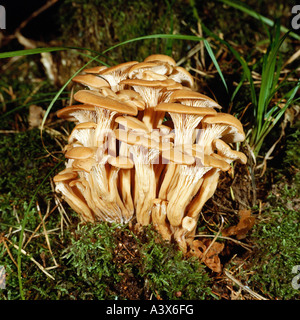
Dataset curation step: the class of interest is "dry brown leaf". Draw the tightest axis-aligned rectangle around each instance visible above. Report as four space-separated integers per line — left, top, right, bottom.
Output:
189 239 224 273
28 105 45 128
222 209 255 240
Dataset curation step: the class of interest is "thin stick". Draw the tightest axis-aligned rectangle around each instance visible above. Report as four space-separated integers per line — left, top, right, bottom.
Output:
194 234 253 251
6 239 55 281
36 201 58 266
224 269 268 300
201 216 224 262
2 238 19 269
23 203 58 249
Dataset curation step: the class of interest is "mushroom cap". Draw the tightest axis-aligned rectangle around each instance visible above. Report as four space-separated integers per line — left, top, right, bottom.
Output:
128 62 159 77
169 89 221 109
68 122 97 143
213 139 247 164
57 104 96 119
115 129 171 150
117 89 143 101
84 65 107 74
115 115 149 132
120 78 176 88
73 90 138 116
169 66 194 88
144 54 176 66
182 216 197 232
114 129 143 145
53 171 78 183
202 154 230 171
108 156 134 169
202 113 245 142
162 147 195 165
155 102 217 115
72 74 110 89
116 90 146 111
74 121 97 130
157 123 173 133
72 158 96 173
65 146 95 160
100 61 139 75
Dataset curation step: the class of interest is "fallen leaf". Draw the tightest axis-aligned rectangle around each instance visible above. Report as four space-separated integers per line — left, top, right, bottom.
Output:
28 105 45 128
189 239 224 273
222 209 255 239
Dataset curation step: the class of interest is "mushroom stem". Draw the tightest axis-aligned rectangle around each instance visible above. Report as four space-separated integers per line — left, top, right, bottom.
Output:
151 199 172 241
185 169 221 244
166 165 212 227
55 181 94 222
173 216 197 253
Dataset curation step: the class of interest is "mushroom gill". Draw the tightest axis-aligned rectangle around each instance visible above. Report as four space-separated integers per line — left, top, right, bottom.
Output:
54 54 247 261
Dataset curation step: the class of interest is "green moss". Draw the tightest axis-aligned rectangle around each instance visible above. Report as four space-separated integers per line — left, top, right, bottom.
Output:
247 174 300 299
0 129 61 203
63 223 214 300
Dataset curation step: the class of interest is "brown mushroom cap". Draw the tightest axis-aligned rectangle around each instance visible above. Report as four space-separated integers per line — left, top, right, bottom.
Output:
120 78 177 88
72 121 97 130
169 89 221 109
128 62 160 77
213 139 247 164
84 65 108 74
182 216 197 232
115 115 149 132
202 113 245 142
202 154 230 171
169 66 194 88
108 156 134 169
72 158 96 173
162 147 195 165
73 90 138 116
53 172 78 183
100 61 139 76
72 74 110 89
57 104 96 119
155 102 217 115
65 146 95 160
117 89 143 101
115 128 140 143
143 54 176 67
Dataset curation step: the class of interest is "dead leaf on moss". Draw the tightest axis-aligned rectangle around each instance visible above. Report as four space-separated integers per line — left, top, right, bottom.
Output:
28 105 45 128
222 209 255 240
189 239 224 273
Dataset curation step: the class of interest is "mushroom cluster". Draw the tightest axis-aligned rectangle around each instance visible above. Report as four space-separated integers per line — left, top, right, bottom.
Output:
54 54 246 255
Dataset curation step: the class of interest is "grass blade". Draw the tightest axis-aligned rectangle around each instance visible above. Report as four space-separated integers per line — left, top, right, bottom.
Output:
204 39 228 93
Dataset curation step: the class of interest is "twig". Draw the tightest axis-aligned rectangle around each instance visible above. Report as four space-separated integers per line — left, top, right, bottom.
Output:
1 0 60 48
194 234 253 251
15 0 60 35
1 238 18 269
36 201 58 266
23 203 57 249
224 269 268 300
201 216 224 262
6 239 55 281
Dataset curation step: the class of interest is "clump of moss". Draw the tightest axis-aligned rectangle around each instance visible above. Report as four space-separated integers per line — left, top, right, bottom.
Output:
246 173 300 300
64 223 214 300
0 129 60 203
